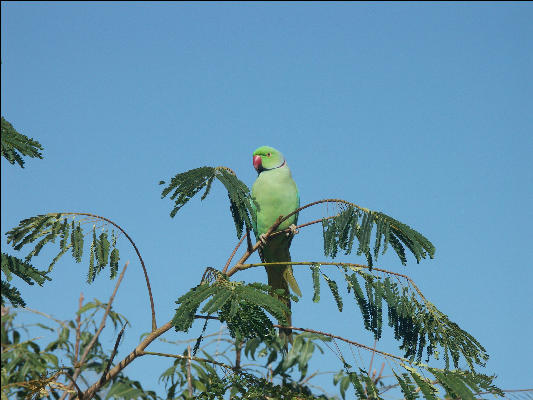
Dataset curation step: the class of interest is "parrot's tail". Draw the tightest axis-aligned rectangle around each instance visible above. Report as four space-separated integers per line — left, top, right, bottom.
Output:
264 242 301 345
266 263 294 343
260 234 302 346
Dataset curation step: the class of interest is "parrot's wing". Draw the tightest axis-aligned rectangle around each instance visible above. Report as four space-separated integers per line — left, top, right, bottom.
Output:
288 189 300 247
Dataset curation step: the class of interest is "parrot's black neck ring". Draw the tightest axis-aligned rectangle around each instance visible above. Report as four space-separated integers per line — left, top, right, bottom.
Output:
261 159 286 172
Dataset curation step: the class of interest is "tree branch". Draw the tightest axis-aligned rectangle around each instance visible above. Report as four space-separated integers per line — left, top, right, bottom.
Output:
274 325 406 363
186 345 193 397
141 350 236 370
226 199 369 276
222 231 248 274
98 324 126 386
80 321 174 400
227 260 430 305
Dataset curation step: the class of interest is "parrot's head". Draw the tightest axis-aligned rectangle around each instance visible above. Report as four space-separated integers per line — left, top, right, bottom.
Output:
253 146 285 173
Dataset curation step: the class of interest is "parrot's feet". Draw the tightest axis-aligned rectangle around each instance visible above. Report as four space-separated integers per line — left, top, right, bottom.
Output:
259 233 268 247
286 224 299 237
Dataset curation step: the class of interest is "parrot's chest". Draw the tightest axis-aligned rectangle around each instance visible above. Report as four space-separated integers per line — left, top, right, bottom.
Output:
252 167 299 234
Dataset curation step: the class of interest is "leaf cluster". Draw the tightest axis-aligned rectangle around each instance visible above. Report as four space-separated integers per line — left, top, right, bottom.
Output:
396 365 503 400
245 332 330 381
159 332 331 400
1 253 51 307
311 265 488 369
322 205 435 267
6 213 121 283
333 364 503 400
1 306 153 400
160 166 256 237
173 279 289 341
1 117 43 168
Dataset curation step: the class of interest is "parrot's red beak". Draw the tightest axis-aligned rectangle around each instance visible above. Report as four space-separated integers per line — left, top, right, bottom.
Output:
253 155 262 171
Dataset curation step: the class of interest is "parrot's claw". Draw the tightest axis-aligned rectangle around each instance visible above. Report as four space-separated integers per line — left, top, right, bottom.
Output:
259 234 268 247
287 224 299 237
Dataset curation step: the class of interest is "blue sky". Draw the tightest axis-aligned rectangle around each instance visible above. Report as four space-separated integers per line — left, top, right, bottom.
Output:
2 2 532 397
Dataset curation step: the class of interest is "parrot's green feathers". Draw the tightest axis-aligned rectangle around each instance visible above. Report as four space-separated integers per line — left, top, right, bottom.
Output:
251 145 302 308
253 146 285 171
283 267 302 298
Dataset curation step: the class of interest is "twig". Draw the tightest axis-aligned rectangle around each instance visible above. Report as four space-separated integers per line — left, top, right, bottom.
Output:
229 216 285 272
22 307 69 330
191 315 406 363
271 198 370 233
187 345 193 397
224 200 346 275
476 388 533 395
368 339 377 378
62 262 129 400
235 340 242 370
375 362 385 384
74 293 84 365
141 350 235 370
63 371 84 400
99 324 126 386
299 370 319 385
222 232 247 274
62 212 157 331
228 260 430 304
274 325 406 362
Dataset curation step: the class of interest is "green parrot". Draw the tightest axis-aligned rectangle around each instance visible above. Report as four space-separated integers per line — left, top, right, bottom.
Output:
251 146 302 335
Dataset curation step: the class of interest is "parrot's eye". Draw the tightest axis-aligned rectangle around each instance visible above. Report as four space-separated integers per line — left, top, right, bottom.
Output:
267 152 271 157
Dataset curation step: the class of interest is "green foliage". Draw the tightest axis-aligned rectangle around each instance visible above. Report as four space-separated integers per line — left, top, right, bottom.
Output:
0 117 43 168
393 365 504 400
1 280 25 308
311 264 321 303
1 253 51 307
173 279 289 341
393 371 419 400
331 363 503 400
1 306 151 400
334 369 382 400
105 377 158 400
6 213 121 283
310 264 488 370
161 332 332 399
322 272 343 312
322 205 435 267
160 166 256 237
245 332 330 381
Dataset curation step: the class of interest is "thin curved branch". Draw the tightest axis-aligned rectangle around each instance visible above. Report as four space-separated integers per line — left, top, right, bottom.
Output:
228 199 370 273
226 261 429 305
62 212 157 331
278 198 370 229
141 351 236 370
272 325 407 363
222 231 248 274
191 314 407 363
22 308 69 330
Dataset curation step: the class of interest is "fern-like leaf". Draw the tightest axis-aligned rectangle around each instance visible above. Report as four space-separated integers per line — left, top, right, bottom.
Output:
6 214 121 284
173 280 289 341
313 264 488 369
322 204 435 266
161 166 255 238
1 117 43 168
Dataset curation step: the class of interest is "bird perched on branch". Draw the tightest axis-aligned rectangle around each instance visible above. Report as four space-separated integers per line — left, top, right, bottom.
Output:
251 146 302 339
